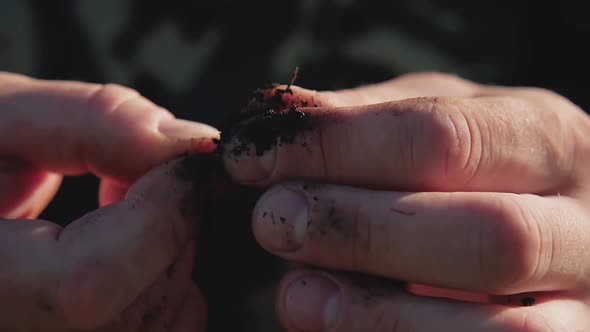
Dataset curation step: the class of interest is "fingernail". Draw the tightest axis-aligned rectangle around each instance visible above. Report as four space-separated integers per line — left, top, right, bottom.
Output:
158 118 219 140
253 187 309 252
221 137 277 183
285 274 341 331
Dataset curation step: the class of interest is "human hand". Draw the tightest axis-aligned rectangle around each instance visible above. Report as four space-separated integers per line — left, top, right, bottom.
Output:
221 73 590 331
0 72 217 331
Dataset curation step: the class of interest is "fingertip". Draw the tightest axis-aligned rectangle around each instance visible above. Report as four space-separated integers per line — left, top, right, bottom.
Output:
252 185 309 253
221 144 276 185
276 269 343 332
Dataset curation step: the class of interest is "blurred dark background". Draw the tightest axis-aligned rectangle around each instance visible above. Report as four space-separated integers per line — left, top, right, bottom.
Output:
1 0 588 239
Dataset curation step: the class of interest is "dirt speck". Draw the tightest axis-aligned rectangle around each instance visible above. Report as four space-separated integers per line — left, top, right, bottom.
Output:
521 297 535 306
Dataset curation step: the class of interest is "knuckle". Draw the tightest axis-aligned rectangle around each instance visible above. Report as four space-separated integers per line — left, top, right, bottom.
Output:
87 83 140 116
476 195 544 293
411 98 458 158
409 97 482 189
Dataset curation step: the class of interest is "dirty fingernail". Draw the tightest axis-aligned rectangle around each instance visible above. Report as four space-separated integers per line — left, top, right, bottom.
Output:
159 118 219 140
253 187 309 252
221 139 277 184
285 274 341 331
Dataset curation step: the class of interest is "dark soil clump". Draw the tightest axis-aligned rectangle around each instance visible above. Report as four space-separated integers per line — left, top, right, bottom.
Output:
219 105 310 157
216 74 317 158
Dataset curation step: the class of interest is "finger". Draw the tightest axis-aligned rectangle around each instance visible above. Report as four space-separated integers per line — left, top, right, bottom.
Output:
253 183 590 294
0 72 218 185
0 161 61 218
99 178 129 207
115 241 195 331
54 154 208 329
170 285 208 332
220 72 479 184
222 86 579 194
276 270 588 332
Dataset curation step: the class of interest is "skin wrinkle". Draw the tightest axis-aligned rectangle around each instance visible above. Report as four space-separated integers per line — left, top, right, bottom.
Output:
86 85 139 119
459 102 481 189
504 195 545 293
474 103 492 189
526 200 548 286
547 208 561 287
476 196 521 293
443 111 458 183
83 85 139 177
420 98 458 189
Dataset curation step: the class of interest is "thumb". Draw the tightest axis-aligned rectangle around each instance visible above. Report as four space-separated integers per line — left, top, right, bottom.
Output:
55 154 211 328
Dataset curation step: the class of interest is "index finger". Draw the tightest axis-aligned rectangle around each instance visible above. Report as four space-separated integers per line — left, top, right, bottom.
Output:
0 72 218 185
56 154 217 328
220 74 583 193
